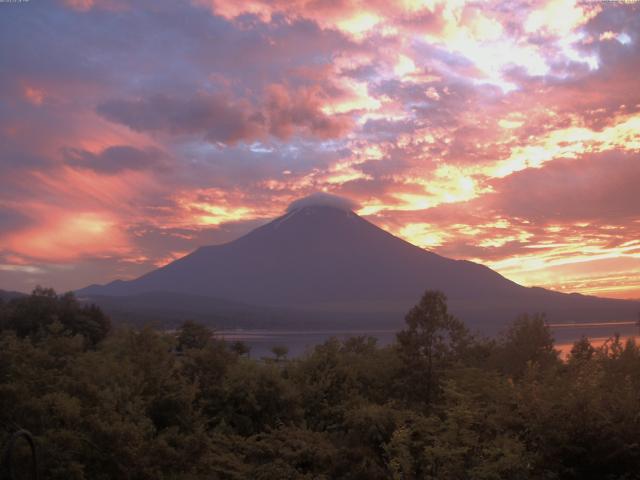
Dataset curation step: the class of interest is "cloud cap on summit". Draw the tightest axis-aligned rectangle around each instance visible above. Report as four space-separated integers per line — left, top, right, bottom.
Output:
286 192 359 213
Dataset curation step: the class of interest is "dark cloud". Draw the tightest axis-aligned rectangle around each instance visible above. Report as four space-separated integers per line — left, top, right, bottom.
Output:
63 145 171 173
98 88 350 144
264 84 351 139
170 141 348 190
97 94 265 145
0 208 33 232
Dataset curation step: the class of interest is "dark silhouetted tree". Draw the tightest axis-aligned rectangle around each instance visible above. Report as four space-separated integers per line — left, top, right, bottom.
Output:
230 340 251 357
497 313 559 378
0 286 110 347
271 345 288 362
569 335 595 362
177 320 211 351
396 290 469 405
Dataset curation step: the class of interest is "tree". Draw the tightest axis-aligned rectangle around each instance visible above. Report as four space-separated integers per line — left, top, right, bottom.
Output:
0 287 110 347
230 340 251 357
496 313 559 378
396 290 469 405
569 335 595 363
219 362 300 436
176 320 211 351
58 294 110 347
271 345 288 362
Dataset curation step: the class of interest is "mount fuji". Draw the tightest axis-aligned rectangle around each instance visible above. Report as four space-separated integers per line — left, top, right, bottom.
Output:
78 196 639 332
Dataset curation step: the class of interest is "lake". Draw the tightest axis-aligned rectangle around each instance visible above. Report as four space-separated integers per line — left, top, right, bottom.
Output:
216 321 640 359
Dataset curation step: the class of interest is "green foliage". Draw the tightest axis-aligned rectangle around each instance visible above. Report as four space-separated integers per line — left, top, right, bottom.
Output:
270 345 288 362
396 290 470 405
2 287 640 478
177 320 212 351
217 360 300 436
244 427 338 479
0 286 110 347
229 340 251 357
493 312 560 378
569 335 596 363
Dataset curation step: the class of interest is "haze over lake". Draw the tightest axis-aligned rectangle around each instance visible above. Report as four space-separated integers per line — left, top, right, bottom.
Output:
217 322 640 359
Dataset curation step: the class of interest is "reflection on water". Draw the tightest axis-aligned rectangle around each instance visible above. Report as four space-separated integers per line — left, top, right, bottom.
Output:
217 329 398 358
217 321 640 359
551 321 638 358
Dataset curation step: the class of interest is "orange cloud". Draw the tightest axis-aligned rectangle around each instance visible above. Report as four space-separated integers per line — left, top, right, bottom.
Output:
4 209 129 262
23 85 46 105
3 0 639 298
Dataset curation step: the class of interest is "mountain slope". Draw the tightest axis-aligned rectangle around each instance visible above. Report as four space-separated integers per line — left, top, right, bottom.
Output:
0 289 28 302
78 205 639 331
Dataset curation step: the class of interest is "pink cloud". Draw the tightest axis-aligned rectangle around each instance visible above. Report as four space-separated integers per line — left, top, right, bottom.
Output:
2 0 639 298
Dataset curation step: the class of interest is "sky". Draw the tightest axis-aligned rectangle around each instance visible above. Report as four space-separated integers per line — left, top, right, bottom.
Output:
0 0 639 299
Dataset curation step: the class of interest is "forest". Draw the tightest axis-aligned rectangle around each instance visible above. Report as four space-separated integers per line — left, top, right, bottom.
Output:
1 287 640 479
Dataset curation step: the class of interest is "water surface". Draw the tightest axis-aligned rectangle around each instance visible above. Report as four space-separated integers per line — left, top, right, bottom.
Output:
217 321 640 359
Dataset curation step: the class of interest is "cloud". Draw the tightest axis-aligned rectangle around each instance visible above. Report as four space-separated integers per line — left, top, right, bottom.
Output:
287 192 360 212
0 208 33 232
2 209 130 263
1 0 640 298
61 0 127 11
98 88 351 144
486 151 640 222
265 84 352 139
63 145 170 173
97 93 265 145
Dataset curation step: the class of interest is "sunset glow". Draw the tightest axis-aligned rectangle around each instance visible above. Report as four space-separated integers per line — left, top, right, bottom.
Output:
1 0 639 298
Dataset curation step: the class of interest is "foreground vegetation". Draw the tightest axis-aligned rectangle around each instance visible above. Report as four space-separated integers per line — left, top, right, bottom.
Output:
1 288 640 479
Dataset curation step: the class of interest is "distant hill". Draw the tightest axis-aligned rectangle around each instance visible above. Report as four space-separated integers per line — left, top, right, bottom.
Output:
78 202 640 333
81 291 309 329
0 289 27 302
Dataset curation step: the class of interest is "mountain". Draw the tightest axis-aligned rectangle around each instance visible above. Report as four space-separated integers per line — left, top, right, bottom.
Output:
78 202 639 332
0 289 27 302
81 291 304 329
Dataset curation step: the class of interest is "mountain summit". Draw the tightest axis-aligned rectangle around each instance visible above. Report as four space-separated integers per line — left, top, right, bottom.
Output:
79 201 639 331
286 192 360 212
